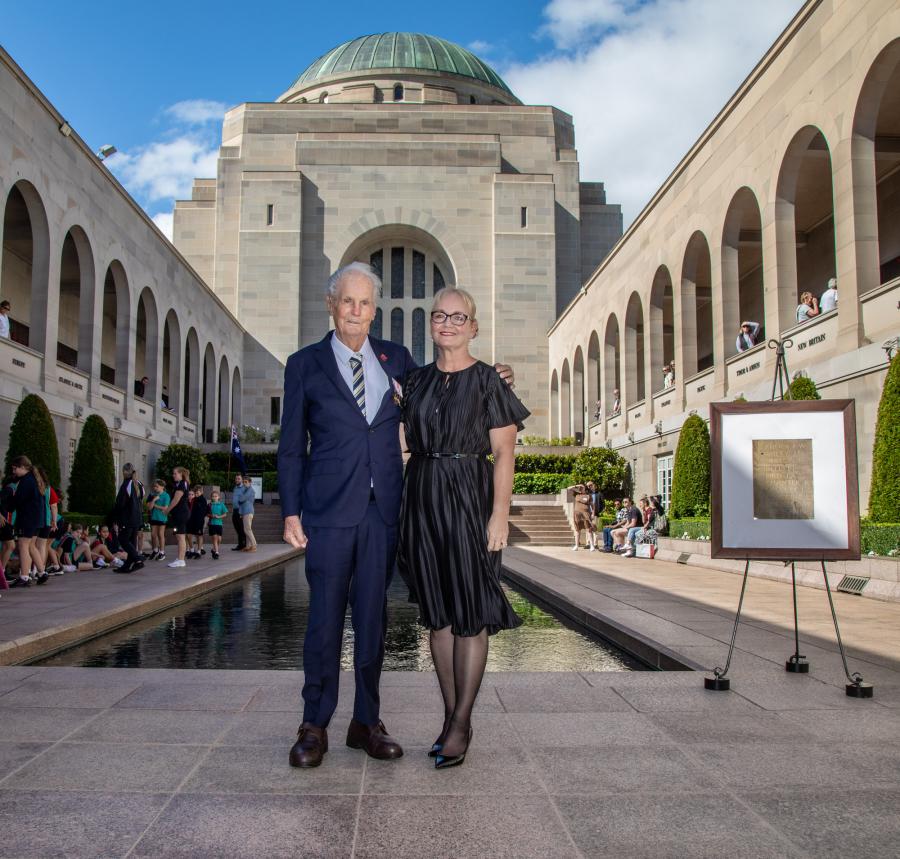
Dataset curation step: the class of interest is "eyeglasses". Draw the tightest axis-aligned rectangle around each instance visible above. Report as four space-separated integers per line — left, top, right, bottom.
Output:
430 310 469 326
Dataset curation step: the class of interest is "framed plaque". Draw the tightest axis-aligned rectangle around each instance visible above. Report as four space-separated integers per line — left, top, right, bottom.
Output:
710 400 860 560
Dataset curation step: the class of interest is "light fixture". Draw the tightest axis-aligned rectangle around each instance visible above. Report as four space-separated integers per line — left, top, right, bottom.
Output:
113 416 123 429
145 428 153 439
654 421 663 437
59 121 72 137
97 144 117 160
627 431 635 444
882 336 899 362
73 403 84 418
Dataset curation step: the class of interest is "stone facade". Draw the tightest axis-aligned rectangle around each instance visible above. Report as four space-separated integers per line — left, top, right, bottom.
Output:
0 47 260 485
174 38 622 433
547 0 900 512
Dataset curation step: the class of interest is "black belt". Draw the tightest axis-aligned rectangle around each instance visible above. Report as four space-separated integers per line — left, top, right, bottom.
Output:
410 452 487 459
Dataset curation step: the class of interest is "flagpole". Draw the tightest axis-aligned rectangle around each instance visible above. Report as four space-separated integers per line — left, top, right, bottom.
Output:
226 424 233 490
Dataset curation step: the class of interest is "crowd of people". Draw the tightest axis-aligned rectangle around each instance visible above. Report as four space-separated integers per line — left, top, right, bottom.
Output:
0 458 257 595
567 484 668 558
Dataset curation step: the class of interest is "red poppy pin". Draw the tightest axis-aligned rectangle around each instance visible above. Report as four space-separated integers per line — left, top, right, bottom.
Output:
379 353 388 363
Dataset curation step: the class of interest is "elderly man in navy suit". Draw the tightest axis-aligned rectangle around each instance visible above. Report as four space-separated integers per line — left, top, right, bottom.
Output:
279 262 510 768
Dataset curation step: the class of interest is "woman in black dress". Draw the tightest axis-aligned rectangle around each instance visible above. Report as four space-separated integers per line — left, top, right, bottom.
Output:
9 456 48 585
398 287 529 769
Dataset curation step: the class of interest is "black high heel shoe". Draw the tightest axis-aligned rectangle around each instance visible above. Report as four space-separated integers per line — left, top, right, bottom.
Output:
428 717 452 758
434 726 473 769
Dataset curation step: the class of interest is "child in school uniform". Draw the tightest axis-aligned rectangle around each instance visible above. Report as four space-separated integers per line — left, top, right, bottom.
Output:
206 489 228 560
147 480 170 561
185 485 208 560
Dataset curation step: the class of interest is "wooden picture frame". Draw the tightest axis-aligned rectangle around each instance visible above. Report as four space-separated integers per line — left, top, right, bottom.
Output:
710 400 860 561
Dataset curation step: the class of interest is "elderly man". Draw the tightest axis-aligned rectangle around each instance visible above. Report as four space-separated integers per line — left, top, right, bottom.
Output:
278 262 511 769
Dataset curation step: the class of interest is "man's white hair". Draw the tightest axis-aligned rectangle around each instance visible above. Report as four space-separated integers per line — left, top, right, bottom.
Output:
326 262 383 301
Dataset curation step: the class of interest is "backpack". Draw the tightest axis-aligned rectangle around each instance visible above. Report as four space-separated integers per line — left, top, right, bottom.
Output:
654 512 669 536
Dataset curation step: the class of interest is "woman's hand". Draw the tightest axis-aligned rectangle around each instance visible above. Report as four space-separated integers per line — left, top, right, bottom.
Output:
486 513 509 552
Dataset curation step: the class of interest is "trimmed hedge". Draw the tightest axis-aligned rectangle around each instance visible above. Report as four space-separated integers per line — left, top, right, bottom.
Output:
67 415 116 516
669 518 712 540
206 451 277 472
670 414 710 518
4 394 61 488
520 435 577 446
860 523 900 557
868 354 900 522
787 376 821 400
60 512 108 530
514 454 577 474
155 444 209 486
569 447 630 496
512 473 573 494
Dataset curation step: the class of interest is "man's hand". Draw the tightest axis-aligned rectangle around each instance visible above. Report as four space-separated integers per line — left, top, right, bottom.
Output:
283 514 308 550
494 362 515 388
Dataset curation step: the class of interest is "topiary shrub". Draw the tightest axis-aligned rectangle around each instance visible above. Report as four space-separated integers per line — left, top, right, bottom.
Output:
868 354 900 522
569 447 630 497
4 394 61 488
67 415 116 516
670 414 710 518
155 444 209 487
787 375 821 400
512 473 574 494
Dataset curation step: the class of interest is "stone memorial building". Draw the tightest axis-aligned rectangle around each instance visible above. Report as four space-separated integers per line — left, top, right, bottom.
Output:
173 32 622 431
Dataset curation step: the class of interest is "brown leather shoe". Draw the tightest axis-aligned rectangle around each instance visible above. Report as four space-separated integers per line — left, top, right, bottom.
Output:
289 723 328 768
346 719 404 760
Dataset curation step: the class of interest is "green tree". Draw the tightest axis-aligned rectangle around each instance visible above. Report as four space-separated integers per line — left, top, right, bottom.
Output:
154 444 209 487
670 414 711 517
787 375 821 400
569 447 630 497
3 394 61 489
868 354 900 522
67 415 116 515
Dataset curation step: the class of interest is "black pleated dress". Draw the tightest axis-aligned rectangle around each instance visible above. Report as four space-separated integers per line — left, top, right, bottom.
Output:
397 361 530 636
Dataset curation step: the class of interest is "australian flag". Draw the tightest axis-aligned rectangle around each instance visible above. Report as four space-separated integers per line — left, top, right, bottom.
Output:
230 425 247 473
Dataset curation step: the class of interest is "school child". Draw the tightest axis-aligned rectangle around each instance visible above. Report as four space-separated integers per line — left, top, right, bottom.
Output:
207 490 227 560
0 476 17 574
34 466 59 573
90 525 126 568
147 480 170 561
58 523 94 572
165 467 191 568
186 485 208 559
8 456 47 586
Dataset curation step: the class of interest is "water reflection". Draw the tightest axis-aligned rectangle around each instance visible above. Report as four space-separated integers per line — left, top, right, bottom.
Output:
36 560 642 672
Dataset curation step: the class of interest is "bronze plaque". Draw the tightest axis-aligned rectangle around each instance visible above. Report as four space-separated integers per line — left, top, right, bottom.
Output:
752 438 813 520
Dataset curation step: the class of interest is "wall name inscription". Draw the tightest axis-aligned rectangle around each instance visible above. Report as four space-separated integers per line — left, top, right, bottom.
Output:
101 393 121 405
12 358 26 368
58 375 84 391
633 411 641 419
696 384 706 393
736 361 761 377
796 332 826 352
660 398 671 408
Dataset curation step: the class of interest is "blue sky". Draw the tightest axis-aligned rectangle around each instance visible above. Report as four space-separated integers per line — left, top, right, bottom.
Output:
2 0 802 231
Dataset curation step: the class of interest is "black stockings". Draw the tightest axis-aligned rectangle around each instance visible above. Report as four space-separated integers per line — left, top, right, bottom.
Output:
429 626 488 756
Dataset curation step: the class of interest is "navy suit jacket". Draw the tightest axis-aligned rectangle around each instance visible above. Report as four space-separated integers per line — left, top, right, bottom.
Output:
277 332 418 528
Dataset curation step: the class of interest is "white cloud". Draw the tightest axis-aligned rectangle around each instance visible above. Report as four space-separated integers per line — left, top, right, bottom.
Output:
107 135 218 204
165 99 228 124
505 0 802 225
468 40 495 54
152 211 174 241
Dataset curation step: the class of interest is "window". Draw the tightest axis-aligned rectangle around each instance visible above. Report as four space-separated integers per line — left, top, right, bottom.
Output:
412 250 425 299
270 396 281 425
521 207 528 229
656 454 674 512
390 308 404 346
433 264 445 294
391 247 404 299
412 308 425 366
393 83 404 102
266 204 274 226
372 307 383 339
469 95 477 104
369 249 383 281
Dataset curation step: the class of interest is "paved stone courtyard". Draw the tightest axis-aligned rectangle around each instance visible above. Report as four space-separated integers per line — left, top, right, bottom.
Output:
1 547 899 857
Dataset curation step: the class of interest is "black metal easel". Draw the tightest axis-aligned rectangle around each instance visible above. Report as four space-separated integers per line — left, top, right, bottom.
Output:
705 339 874 698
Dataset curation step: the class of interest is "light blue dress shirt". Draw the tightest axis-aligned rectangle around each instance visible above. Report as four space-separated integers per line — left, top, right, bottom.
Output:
330 333 390 425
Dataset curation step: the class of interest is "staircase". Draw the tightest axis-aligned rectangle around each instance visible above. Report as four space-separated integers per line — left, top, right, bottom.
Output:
193 502 573 547
508 504 572 547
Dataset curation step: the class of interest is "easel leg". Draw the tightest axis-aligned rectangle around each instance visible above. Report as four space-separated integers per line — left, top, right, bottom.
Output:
705 559 751 691
785 562 809 673
820 561 874 698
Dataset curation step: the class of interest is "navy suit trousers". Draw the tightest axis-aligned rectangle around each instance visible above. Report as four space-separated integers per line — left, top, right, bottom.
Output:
301 499 397 728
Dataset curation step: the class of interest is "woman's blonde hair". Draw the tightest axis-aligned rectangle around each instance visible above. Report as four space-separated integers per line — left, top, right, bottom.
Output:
432 287 477 321
173 466 190 483
800 291 813 304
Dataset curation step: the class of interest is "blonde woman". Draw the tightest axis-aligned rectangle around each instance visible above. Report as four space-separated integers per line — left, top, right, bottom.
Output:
398 287 529 769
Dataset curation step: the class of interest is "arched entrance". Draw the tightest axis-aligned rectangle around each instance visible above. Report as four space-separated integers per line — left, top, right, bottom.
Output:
775 127 836 329
603 314 621 415
100 261 131 388
681 232 714 377
340 224 455 359
722 188 765 354
649 266 674 393
0 181 50 350
162 310 181 413
572 346 585 442
587 331 601 423
550 369 559 439
135 288 159 403
57 227 95 372
624 292 645 405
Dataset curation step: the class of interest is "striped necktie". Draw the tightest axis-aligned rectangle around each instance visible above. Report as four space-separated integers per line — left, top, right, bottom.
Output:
349 354 366 418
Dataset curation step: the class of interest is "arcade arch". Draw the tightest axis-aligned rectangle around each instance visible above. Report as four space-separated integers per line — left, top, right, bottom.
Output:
603 314 621 415
680 232 714 377
100 261 131 388
135 288 159 403
56 227 94 372
572 346 585 441
722 188 765 355
560 359 572 438
624 293 645 405
587 331 601 423
648 266 674 393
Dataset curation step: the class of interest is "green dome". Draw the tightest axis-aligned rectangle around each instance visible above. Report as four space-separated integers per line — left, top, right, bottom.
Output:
292 33 514 96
